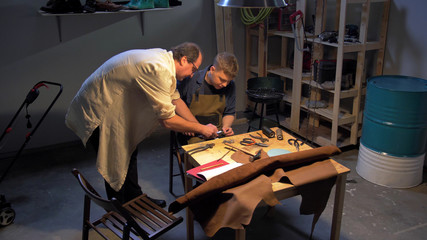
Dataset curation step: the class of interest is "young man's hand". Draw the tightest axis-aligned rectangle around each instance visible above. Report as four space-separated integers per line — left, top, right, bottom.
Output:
201 123 218 139
222 127 234 136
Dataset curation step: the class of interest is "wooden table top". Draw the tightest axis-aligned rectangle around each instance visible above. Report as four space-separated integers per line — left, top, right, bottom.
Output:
182 127 350 193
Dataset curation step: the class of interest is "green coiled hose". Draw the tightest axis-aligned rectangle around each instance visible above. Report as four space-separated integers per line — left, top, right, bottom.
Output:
240 8 273 25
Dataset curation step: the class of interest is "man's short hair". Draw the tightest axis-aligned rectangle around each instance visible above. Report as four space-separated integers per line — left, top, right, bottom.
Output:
171 42 202 63
214 52 239 79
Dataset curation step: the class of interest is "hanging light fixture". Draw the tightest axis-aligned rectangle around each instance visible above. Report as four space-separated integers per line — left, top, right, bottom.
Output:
217 0 287 8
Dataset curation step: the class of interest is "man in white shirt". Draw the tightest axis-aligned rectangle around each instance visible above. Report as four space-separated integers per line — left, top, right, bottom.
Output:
65 42 218 206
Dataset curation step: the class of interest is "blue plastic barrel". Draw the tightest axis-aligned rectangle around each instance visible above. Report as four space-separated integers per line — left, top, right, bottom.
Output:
360 75 427 157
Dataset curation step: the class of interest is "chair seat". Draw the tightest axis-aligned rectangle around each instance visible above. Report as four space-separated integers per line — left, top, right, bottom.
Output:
92 194 183 240
246 89 284 104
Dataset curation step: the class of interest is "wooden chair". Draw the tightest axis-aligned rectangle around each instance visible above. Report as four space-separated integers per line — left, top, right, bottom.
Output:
168 131 185 197
71 169 183 240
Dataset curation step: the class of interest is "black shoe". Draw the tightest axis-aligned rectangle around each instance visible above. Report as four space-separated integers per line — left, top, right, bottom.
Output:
83 0 96 13
40 0 83 14
147 196 166 208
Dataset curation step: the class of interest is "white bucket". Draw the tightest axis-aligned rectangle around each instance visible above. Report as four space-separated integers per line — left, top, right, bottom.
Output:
356 143 425 188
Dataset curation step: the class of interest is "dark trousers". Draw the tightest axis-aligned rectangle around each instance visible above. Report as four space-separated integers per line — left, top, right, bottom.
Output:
88 128 142 203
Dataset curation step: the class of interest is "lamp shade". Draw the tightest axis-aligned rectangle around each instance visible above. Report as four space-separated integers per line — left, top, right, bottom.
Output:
217 0 288 8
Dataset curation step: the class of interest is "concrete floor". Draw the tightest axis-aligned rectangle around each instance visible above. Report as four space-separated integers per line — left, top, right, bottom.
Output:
0 122 426 240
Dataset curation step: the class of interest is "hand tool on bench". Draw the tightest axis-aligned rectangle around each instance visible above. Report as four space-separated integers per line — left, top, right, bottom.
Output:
196 131 225 140
240 138 268 147
249 149 262 162
276 129 283 140
187 143 215 155
249 132 269 142
223 142 255 157
262 126 275 138
288 138 304 152
214 149 232 162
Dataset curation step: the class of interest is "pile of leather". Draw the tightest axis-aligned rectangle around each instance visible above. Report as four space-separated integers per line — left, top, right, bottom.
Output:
169 145 342 237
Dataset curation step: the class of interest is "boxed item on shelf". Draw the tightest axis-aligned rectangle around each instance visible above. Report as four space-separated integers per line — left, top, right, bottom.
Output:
313 59 357 89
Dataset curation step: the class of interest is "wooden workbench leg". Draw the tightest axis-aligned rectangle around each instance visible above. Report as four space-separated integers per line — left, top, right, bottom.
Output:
235 229 246 240
330 173 348 240
184 153 195 240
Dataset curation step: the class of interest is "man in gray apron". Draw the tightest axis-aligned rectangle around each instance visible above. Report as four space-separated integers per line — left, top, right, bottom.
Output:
177 52 239 144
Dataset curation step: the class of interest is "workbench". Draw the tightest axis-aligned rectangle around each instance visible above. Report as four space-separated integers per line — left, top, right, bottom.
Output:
182 127 350 240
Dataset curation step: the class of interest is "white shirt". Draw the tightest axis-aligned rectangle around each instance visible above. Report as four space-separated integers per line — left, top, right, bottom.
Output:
65 48 180 191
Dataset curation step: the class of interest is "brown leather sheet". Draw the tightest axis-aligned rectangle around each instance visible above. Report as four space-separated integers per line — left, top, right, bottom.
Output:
188 159 339 237
168 145 341 213
189 174 279 236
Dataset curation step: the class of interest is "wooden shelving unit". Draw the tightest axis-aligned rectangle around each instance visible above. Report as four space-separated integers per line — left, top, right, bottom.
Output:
245 0 390 147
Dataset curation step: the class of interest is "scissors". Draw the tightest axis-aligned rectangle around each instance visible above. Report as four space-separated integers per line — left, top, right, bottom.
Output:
287 138 304 151
240 138 269 147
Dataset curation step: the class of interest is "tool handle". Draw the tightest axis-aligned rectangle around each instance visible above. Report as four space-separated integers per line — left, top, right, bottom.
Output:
276 129 283 140
224 142 255 156
289 10 303 24
262 126 275 138
201 163 225 171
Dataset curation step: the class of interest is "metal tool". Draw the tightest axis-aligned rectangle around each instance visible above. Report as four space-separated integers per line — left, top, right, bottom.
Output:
196 130 225 140
276 129 283 140
222 139 234 144
250 149 262 162
187 143 215 155
288 138 304 152
223 142 255 156
217 130 225 138
249 132 269 142
215 149 232 161
262 126 275 138
240 138 255 146
289 10 309 52
240 138 268 147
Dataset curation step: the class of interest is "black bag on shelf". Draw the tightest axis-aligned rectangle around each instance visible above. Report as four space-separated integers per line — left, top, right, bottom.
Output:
313 59 357 90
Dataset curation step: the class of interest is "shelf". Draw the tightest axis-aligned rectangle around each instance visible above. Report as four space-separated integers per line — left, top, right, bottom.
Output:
38 7 174 16
308 38 385 53
270 31 295 38
248 65 311 80
38 7 176 42
279 116 356 147
348 0 389 3
270 31 384 54
245 0 390 147
301 80 367 98
268 67 312 80
281 94 355 125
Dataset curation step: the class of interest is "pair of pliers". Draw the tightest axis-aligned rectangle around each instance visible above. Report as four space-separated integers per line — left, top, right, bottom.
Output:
249 132 269 143
240 138 269 147
240 138 255 146
187 143 215 155
288 138 304 151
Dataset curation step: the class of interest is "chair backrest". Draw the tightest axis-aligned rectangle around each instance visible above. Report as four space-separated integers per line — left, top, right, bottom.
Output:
71 169 116 212
71 169 149 233
72 168 183 240
247 77 284 91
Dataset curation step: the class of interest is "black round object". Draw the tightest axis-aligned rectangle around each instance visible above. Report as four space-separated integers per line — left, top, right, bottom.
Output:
0 207 15 226
246 88 285 103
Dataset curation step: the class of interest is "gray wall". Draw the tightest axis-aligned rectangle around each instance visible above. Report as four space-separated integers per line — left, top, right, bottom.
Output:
0 0 426 154
0 0 245 154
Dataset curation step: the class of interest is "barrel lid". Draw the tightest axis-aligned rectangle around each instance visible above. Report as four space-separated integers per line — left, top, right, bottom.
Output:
368 75 427 92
